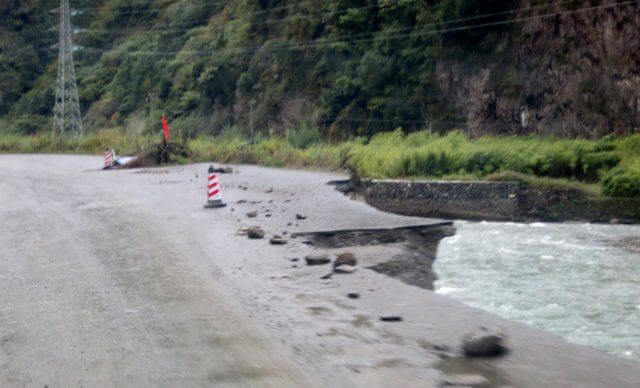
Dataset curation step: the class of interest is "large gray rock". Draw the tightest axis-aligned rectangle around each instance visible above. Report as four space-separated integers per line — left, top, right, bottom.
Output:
462 327 508 357
305 253 331 266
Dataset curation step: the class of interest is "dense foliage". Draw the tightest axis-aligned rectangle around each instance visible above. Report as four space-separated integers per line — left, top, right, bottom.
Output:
0 0 564 137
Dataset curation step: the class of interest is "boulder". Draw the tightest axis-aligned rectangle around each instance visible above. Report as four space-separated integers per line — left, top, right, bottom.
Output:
246 227 265 239
333 252 357 268
270 236 287 245
462 327 508 357
305 253 331 266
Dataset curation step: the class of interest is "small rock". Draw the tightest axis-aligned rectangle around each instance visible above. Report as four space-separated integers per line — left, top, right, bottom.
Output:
265 214 272 218
334 264 356 274
292 265 298 268
211 166 233 174
462 327 508 357
296 213 307 220
440 374 491 387
320 273 333 280
265 187 274 193
286 222 292 226
380 316 403 322
246 211 258 218
270 237 287 245
334 252 357 268
290 258 299 262
305 254 331 266
347 293 360 299
236 199 247 204
246 226 265 239
508 193 517 199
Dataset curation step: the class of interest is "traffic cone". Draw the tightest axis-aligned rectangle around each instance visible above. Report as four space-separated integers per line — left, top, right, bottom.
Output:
204 165 227 208
103 149 112 169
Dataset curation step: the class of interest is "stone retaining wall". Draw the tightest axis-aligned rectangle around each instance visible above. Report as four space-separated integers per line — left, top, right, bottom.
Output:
362 179 640 223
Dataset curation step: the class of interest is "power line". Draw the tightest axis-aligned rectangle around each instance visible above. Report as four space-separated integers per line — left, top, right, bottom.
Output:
72 0 576 36
67 0 640 59
8 0 637 64
70 0 332 17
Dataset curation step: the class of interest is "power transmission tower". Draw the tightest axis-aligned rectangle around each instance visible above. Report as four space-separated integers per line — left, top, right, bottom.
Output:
52 0 83 137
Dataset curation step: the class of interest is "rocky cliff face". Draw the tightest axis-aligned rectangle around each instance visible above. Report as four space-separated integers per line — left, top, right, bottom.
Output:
437 1 640 138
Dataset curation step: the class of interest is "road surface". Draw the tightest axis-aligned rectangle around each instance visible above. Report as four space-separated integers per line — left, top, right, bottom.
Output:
1 154 640 387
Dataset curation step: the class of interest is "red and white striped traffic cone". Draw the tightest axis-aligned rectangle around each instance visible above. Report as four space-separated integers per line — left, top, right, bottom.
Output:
204 165 227 208
103 149 113 169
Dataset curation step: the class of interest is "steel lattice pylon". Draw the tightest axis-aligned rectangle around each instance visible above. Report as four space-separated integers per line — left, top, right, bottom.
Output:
52 0 83 137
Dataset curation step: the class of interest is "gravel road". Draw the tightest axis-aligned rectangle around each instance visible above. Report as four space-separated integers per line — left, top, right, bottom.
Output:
1 154 640 387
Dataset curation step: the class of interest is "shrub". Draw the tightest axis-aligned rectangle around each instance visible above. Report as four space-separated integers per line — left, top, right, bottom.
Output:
601 166 640 198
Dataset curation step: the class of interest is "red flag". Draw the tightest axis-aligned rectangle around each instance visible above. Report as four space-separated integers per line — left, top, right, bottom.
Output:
161 115 170 142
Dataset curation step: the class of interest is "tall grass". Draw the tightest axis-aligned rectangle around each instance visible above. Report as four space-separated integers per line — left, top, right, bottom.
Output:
2 129 639 197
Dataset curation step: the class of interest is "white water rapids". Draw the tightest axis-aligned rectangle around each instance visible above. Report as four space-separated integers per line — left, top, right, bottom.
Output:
435 221 640 360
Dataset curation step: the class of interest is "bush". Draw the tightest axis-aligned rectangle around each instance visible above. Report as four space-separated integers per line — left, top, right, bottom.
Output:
601 166 640 198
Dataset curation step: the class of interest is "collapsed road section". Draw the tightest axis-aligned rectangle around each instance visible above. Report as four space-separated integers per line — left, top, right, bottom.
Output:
293 223 454 290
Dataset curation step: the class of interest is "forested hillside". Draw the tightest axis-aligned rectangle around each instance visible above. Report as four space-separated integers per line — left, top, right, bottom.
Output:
1 0 639 139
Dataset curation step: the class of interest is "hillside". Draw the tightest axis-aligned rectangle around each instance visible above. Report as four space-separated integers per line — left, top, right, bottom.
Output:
1 0 639 139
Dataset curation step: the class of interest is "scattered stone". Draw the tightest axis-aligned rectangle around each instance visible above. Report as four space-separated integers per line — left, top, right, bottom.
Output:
282 231 288 235
440 374 491 387
334 265 356 274
380 316 403 322
290 258 299 262
236 199 247 204
333 252 357 268
462 327 508 357
286 222 293 226
296 213 307 220
292 265 298 268
347 293 360 299
265 214 272 218
265 187 274 193
508 193 517 199
246 226 265 239
246 211 258 218
211 166 233 174
320 273 333 280
270 236 287 245
305 253 331 266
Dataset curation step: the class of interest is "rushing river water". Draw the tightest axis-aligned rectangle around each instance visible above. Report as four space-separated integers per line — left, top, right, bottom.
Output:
434 221 640 360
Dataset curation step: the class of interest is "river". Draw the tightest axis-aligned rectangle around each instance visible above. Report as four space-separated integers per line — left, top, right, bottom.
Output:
434 221 640 361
